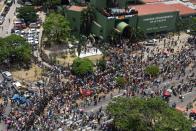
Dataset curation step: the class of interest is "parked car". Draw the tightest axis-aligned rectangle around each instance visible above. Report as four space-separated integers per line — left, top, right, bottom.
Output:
4 5 10 12
0 15 5 25
192 126 196 131
1 71 12 81
6 0 13 6
14 19 26 29
144 39 157 46
1 6 10 16
24 1 32 6
29 23 40 28
188 37 196 45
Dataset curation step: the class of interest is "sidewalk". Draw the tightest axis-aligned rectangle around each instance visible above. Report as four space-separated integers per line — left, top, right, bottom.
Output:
0 0 5 14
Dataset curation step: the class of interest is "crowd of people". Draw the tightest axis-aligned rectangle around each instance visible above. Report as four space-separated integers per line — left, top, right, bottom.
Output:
0 33 195 130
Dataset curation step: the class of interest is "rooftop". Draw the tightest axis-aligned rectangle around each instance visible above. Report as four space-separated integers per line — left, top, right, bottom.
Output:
131 3 177 16
130 3 196 16
142 0 163 3
66 5 86 12
189 0 196 4
169 3 196 15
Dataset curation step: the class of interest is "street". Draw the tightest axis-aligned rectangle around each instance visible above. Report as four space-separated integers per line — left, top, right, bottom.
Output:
0 0 195 130
0 0 20 38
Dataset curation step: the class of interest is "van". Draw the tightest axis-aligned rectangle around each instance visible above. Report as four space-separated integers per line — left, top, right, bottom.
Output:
1 71 12 81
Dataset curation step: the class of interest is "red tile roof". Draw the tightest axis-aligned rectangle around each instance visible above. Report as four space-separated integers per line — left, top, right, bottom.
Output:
142 0 163 3
189 0 196 4
131 3 177 16
131 3 196 16
67 5 86 12
170 3 196 16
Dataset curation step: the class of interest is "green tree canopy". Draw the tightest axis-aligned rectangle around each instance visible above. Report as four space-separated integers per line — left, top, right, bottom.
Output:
0 39 9 62
97 58 106 71
43 13 70 45
71 58 93 76
107 97 192 131
189 17 196 36
0 35 32 65
145 65 160 77
17 6 38 24
115 76 127 87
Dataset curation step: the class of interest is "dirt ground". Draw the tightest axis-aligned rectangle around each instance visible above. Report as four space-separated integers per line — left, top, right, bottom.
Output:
0 4 3 11
193 101 196 109
11 64 42 82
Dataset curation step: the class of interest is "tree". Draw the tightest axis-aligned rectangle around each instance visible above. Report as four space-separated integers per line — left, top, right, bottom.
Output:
71 58 93 76
43 13 70 45
107 97 192 131
115 76 127 88
0 39 9 62
31 0 44 6
32 0 61 8
0 35 32 66
97 58 106 71
189 17 196 38
80 4 96 35
17 6 38 24
3 34 27 44
145 65 160 77
131 27 146 42
176 17 184 34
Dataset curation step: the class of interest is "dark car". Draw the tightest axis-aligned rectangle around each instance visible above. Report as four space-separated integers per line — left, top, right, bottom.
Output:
6 0 13 6
1 5 10 16
188 37 196 45
191 127 196 131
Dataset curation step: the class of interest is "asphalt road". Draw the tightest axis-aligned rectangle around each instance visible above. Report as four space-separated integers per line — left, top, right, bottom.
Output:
0 74 4 84
83 63 196 113
83 88 196 113
0 0 20 38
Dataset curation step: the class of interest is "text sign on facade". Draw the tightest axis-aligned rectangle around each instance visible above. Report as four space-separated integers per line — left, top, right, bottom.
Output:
143 15 174 24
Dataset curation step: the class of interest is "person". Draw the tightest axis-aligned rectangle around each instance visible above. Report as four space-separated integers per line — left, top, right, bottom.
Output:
172 102 176 108
110 93 113 99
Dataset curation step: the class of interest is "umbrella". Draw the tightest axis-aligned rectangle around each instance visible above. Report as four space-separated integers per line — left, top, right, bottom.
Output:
80 88 94 96
19 96 27 104
12 94 20 100
191 109 196 114
163 90 171 97
167 89 173 93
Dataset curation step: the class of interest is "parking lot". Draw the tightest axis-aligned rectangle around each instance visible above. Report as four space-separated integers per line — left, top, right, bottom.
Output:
12 27 40 50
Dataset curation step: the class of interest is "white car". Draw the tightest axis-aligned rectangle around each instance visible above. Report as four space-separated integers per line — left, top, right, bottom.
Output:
21 30 25 34
2 71 12 81
36 29 40 33
30 28 36 32
147 39 157 43
34 40 39 45
28 37 34 40
28 40 34 44
0 15 5 25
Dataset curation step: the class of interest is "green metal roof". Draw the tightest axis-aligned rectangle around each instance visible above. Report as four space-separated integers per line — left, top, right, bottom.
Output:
116 22 129 34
